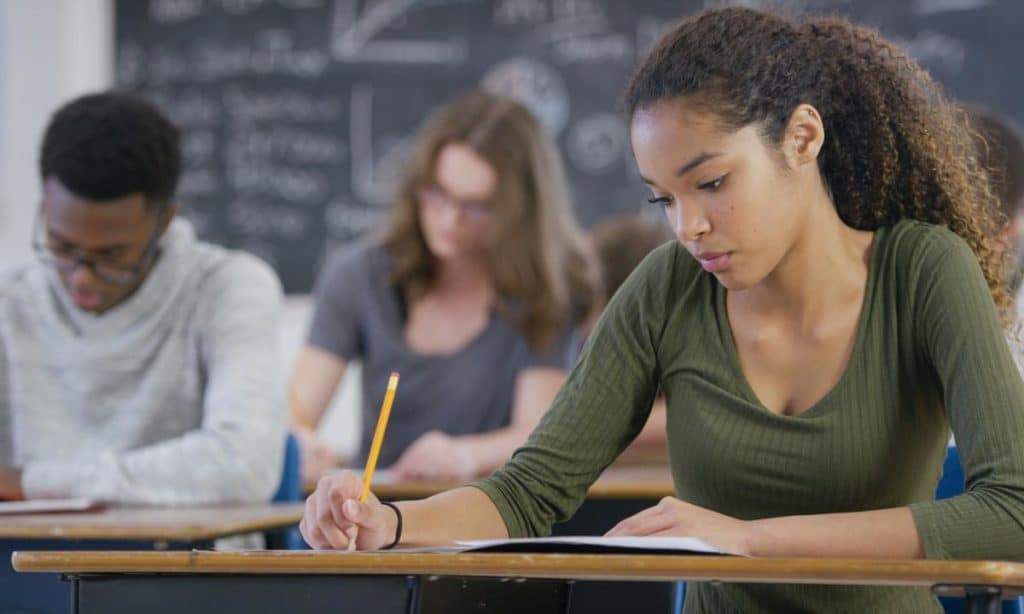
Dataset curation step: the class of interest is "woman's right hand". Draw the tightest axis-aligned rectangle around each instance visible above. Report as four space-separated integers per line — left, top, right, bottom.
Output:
299 470 399 550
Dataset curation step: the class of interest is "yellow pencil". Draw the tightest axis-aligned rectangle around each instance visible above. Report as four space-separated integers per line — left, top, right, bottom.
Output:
359 372 400 502
347 372 399 551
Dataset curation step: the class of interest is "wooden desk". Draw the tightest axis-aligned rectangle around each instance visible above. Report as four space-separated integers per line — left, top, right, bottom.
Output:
0 502 305 542
13 550 1024 614
308 465 675 501
1 503 304 614
306 466 678 613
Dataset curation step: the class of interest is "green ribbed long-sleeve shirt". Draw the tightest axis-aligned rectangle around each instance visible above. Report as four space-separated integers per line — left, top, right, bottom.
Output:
473 220 1024 613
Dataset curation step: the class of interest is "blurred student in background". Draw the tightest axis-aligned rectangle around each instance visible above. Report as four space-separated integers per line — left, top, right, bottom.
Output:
290 90 599 483
966 105 1024 311
0 91 286 503
588 212 672 464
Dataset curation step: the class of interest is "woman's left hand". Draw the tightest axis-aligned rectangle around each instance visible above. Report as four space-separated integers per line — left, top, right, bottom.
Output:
605 496 754 556
390 430 479 482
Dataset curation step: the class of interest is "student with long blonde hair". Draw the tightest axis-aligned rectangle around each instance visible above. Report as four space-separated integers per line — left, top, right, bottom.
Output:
290 91 599 483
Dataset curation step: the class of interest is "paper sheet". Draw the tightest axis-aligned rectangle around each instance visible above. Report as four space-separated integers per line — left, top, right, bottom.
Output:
454 535 728 555
0 498 100 514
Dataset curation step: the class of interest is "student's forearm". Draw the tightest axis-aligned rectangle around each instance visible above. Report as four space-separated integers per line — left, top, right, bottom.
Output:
747 506 923 558
288 347 348 431
455 367 564 475
395 486 508 546
289 384 329 432
22 425 283 504
457 427 533 474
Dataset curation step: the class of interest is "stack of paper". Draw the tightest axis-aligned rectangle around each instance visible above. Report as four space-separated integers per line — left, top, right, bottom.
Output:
0 498 100 514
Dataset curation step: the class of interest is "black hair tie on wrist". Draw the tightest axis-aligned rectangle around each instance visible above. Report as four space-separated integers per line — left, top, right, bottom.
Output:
380 501 402 550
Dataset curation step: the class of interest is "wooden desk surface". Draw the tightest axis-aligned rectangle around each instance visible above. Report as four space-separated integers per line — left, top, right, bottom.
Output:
343 465 675 501
11 550 1024 596
0 503 305 541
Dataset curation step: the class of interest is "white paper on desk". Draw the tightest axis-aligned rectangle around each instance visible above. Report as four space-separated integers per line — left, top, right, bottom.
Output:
0 498 100 514
455 535 728 555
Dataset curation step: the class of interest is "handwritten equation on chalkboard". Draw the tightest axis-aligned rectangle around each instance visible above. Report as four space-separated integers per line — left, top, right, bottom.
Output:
116 0 1019 292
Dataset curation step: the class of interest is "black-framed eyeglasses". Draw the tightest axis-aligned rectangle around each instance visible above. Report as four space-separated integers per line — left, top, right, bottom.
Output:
32 208 165 286
416 185 492 224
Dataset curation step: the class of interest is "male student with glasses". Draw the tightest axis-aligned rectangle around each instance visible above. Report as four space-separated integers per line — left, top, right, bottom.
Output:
0 91 286 504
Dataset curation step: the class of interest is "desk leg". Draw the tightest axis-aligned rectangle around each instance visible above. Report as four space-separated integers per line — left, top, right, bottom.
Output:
963 586 1002 614
414 576 571 614
70 576 79 614
554 499 675 613
70 573 413 613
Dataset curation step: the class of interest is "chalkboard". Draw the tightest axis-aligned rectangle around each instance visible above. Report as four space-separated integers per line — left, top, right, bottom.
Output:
115 0 1024 293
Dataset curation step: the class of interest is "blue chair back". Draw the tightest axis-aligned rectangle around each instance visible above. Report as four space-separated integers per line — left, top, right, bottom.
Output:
273 431 302 503
270 432 305 549
936 444 966 501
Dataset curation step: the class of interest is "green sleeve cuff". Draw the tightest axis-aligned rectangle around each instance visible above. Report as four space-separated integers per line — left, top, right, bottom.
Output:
468 479 529 538
909 501 950 560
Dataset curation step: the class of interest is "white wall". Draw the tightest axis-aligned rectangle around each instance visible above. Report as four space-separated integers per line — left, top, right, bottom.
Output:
0 0 114 271
0 0 362 461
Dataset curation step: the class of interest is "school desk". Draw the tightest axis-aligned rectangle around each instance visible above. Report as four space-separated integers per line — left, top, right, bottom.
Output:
1 502 304 614
319 464 677 612
13 550 1024 614
366 464 675 502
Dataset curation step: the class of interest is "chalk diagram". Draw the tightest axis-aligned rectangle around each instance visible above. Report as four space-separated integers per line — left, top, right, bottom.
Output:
348 82 411 206
480 57 571 136
331 0 470 64
567 112 627 174
912 0 990 16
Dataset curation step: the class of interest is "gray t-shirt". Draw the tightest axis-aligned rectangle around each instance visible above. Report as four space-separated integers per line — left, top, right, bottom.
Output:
308 241 577 466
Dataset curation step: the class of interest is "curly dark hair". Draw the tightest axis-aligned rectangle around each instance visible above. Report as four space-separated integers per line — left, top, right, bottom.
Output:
624 7 1011 324
39 90 181 211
